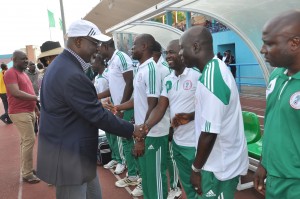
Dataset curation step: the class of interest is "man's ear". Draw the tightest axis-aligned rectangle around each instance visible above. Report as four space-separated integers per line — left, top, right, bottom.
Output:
75 37 81 48
290 36 300 51
193 41 201 53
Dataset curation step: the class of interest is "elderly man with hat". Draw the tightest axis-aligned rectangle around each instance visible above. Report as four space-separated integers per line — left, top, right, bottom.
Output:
37 19 143 199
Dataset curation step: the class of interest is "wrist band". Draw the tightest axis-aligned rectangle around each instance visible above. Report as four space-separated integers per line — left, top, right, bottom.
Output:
191 164 201 173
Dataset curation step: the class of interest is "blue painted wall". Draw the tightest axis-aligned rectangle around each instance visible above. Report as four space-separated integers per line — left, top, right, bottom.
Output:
212 31 266 86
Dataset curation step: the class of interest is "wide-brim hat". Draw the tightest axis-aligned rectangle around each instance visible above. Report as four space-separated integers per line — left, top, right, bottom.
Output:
67 19 111 42
38 41 64 59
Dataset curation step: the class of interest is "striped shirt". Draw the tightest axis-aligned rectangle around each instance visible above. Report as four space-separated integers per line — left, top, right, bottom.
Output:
107 50 133 105
66 48 91 72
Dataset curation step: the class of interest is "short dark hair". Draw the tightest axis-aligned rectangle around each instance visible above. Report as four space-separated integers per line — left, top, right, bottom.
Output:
153 41 162 53
1 63 7 70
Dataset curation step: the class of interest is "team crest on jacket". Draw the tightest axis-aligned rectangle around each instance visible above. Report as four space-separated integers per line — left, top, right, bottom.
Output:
290 91 300 109
183 80 192 90
266 78 277 98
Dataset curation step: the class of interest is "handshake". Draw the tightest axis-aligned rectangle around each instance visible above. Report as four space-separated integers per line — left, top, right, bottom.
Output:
131 123 151 157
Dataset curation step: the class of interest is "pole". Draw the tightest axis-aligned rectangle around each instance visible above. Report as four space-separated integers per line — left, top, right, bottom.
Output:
59 0 67 46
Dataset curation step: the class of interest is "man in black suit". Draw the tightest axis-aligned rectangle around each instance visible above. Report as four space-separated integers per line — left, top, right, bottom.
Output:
37 19 143 199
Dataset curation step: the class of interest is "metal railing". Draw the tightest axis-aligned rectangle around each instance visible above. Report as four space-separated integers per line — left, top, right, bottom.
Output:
230 63 266 92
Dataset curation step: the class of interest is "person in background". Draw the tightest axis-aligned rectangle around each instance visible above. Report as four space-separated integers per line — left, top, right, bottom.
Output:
0 63 12 124
36 19 142 199
179 26 248 198
4 50 40 184
224 50 236 78
217 52 223 60
25 61 40 134
37 62 44 71
254 9 300 199
25 61 39 97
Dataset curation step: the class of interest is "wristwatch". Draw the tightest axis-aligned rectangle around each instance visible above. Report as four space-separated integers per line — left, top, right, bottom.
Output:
191 164 201 173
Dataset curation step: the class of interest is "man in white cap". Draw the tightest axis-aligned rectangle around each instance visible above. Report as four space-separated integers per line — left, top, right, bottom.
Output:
37 19 143 199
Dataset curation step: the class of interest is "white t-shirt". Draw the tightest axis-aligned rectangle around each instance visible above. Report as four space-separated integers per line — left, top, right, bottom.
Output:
107 50 133 105
194 56 248 180
161 67 201 147
133 57 168 137
94 69 109 103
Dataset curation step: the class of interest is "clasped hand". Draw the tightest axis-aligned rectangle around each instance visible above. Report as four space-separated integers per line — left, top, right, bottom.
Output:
132 124 151 157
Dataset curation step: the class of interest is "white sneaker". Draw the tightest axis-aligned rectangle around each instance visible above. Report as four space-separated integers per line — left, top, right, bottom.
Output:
115 176 139 187
103 160 118 169
167 187 182 199
131 183 143 197
114 163 126 174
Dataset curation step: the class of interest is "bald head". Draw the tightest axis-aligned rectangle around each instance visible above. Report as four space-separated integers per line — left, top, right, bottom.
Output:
13 50 28 71
263 9 300 38
138 34 156 52
132 33 156 62
179 26 214 71
261 9 300 72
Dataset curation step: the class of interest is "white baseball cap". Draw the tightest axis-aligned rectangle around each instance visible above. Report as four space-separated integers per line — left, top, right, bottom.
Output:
67 19 111 42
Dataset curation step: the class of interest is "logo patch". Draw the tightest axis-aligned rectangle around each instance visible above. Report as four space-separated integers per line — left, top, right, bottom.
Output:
183 80 192 90
290 91 300 109
266 78 277 98
205 190 216 197
166 80 172 93
148 145 154 150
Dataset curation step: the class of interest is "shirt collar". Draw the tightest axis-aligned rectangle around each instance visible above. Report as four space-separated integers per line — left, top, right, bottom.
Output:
107 50 118 65
137 57 154 69
66 48 91 72
169 67 189 78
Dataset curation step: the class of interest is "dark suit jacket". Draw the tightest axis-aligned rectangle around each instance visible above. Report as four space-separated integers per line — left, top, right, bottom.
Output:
37 50 134 186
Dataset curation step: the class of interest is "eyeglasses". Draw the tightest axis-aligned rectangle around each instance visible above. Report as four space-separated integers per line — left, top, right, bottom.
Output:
82 37 101 46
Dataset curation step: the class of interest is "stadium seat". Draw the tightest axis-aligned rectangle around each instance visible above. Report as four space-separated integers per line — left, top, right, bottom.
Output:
242 111 261 145
248 137 263 160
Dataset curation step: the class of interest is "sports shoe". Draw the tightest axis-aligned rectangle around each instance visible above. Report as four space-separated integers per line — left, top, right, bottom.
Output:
22 174 40 184
114 163 126 174
103 160 118 169
167 187 182 199
131 183 143 197
115 176 140 187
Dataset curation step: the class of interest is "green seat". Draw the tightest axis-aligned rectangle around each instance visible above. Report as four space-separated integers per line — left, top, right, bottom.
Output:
242 111 261 144
248 137 263 160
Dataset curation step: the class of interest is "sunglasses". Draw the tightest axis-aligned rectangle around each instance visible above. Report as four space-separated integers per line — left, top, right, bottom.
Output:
82 37 101 46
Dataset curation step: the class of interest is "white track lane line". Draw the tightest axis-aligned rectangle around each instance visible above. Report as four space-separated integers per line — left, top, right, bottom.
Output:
109 169 138 199
18 170 22 199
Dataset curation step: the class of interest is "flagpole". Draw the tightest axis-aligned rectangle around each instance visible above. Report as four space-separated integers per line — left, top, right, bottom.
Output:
59 0 67 46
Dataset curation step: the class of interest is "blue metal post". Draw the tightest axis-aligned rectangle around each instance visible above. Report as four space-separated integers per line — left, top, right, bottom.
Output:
166 11 173 26
185 11 191 29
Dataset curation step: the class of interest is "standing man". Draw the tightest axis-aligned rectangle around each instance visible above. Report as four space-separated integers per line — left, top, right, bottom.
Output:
179 26 248 198
25 61 40 97
122 34 169 199
0 63 12 124
25 61 40 134
97 39 136 177
143 39 201 199
152 40 182 199
37 19 141 199
254 10 300 199
4 51 40 183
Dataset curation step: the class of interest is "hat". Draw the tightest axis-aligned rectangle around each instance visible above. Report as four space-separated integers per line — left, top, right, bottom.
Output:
38 41 64 59
67 19 111 42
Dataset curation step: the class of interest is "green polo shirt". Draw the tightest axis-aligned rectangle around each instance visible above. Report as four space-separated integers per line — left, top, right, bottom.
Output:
262 67 300 178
